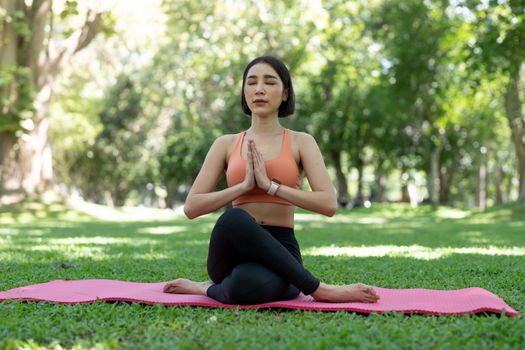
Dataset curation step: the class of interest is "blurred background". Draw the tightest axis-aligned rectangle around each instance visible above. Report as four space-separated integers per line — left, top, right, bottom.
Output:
1 0 524 210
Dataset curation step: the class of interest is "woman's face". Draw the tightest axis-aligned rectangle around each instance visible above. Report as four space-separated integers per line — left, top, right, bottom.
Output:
244 63 288 117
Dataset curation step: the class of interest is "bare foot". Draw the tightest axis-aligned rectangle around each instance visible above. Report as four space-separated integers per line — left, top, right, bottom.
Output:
311 282 380 303
163 278 212 295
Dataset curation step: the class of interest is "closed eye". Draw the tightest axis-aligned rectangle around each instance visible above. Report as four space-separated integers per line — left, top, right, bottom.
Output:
246 81 277 85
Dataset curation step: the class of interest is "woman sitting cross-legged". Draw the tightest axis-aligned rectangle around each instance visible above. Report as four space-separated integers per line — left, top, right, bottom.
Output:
163 56 380 305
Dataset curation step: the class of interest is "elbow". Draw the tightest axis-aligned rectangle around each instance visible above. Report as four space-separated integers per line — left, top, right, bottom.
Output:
324 197 337 217
183 203 197 220
324 204 337 217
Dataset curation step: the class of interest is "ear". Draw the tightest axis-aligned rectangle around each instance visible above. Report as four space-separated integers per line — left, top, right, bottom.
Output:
282 88 289 101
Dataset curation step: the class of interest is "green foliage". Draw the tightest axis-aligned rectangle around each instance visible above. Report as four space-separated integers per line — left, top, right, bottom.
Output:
0 202 524 348
374 0 452 152
8 10 31 40
461 0 525 74
0 65 35 133
62 74 160 206
100 12 118 37
160 124 215 199
50 74 104 191
42 0 523 206
59 0 79 20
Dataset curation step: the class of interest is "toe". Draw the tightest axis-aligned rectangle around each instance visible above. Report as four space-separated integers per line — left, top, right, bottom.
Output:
163 282 174 293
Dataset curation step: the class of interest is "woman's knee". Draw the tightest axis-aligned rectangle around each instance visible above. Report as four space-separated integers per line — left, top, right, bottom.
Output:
226 263 288 304
216 207 254 228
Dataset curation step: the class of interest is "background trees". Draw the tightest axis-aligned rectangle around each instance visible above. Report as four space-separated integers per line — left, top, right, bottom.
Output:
1 0 522 208
0 0 109 201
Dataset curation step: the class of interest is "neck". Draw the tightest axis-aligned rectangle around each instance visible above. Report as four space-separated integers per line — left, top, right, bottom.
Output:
249 114 283 135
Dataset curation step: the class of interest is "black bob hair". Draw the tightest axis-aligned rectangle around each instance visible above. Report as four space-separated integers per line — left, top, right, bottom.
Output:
241 56 295 118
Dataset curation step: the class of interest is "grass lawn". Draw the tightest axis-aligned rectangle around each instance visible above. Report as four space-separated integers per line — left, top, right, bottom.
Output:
1 201 524 349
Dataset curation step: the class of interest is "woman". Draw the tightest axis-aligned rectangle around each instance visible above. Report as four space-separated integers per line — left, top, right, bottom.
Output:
163 56 379 305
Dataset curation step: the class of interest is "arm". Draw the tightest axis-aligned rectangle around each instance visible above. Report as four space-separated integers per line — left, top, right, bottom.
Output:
183 135 254 219
251 132 337 216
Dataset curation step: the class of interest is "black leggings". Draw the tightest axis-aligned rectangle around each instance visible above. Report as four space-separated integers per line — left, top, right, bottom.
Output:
206 207 320 305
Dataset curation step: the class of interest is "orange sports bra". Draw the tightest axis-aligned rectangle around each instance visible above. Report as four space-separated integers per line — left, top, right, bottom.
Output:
226 129 301 206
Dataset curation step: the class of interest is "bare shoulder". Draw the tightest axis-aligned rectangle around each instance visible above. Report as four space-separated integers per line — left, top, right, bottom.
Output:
290 130 318 149
213 133 237 147
289 130 319 164
202 134 237 160
215 132 242 159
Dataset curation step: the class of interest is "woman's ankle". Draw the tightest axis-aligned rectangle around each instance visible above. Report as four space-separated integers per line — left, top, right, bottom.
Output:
311 282 332 300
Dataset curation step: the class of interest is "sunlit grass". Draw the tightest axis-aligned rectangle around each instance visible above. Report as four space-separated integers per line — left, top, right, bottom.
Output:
1 200 524 349
68 198 182 221
305 245 525 260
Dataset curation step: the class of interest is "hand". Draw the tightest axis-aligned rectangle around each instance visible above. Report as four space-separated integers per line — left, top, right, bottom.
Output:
242 141 256 192
248 139 271 191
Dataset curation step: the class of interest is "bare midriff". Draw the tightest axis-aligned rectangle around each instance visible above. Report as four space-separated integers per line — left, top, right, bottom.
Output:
236 202 295 228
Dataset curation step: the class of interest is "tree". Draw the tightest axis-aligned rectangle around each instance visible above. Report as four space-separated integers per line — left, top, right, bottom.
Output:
461 0 525 201
156 0 321 205
372 0 457 208
0 0 109 202
298 0 383 207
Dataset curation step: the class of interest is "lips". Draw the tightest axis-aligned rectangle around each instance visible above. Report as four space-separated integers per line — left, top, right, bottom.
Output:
253 99 268 104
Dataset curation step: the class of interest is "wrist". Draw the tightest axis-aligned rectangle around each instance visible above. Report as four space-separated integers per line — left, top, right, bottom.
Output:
239 180 252 193
266 179 281 196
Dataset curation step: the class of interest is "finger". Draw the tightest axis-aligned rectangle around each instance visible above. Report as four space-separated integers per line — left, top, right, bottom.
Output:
365 294 379 302
249 148 256 168
246 152 254 174
250 141 263 161
247 141 252 158
253 144 265 168
252 147 263 169
250 143 260 166
249 141 259 161
251 140 259 155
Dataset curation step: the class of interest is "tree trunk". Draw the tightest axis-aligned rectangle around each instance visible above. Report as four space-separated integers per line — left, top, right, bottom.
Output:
439 156 459 204
0 1 104 202
400 165 409 203
19 88 54 195
439 165 450 204
0 0 21 202
478 161 487 210
355 156 364 204
494 155 504 204
0 131 24 203
373 155 387 203
376 173 387 203
504 64 525 201
428 145 441 209
165 179 177 208
329 150 350 207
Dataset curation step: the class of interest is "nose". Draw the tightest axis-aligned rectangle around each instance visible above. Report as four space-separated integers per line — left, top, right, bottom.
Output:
255 82 265 94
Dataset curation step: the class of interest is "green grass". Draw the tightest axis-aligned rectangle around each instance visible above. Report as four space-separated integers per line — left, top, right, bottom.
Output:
1 201 524 349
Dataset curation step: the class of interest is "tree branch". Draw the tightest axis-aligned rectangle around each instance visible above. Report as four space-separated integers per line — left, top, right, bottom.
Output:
74 9 103 53
48 9 103 79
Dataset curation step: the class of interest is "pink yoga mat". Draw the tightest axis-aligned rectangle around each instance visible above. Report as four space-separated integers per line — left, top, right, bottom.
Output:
0 279 519 316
